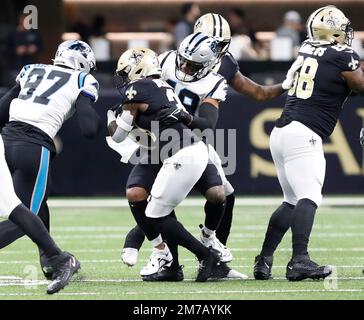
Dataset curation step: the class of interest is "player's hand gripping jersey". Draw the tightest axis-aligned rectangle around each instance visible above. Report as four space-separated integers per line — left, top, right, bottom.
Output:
9 63 99 140
277 41 360 139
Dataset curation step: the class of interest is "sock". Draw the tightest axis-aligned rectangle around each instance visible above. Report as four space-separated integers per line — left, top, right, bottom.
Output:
260 202 295 257
161 210 179 269
291 199 317 257
128 200 160 241
160 215 209 261
123 225 145 250
8 204 61 258
204 200 226 232
0 220 26 249
216 193 235 245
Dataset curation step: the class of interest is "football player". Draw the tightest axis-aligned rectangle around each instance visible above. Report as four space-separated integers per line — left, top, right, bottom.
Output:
121 24 300 279
122 13 300 277
0 132 80 294
107 48 222 282
254 6 364 281
0 40 100 278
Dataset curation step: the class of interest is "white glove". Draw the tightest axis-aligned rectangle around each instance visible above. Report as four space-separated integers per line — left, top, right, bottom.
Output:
107 109 116 126
360 128 364 149
282 57 303 90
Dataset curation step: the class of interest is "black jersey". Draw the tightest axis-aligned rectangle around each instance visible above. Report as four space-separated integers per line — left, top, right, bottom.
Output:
216 52 239 84
118 77 197 156
276 41 361 139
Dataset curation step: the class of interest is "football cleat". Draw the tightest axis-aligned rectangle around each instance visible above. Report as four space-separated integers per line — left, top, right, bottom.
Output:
200 226 233 263
140 244 173 276
196 248 220 282
254 255 273 280
46 252 81 294
142 265 184 282
121 247 139 267
210 262 248 280
40 251 56 280
286 255 332 281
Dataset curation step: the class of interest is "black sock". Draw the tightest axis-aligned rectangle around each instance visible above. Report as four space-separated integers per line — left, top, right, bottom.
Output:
162 211 179 268
291 199 317 257
204 200 226 231
8 204 61 258
260 202 295 256
160 215 209 261
216 193 235 245
129 200 160 241
123 225 145 250
0 220 26 249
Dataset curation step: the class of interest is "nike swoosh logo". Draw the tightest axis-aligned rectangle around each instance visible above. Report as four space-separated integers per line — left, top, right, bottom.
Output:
70 257 76 268
288 266 293 270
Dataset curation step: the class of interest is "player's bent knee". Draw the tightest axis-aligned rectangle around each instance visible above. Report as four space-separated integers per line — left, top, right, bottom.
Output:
126 187 149 202
205 185 226 204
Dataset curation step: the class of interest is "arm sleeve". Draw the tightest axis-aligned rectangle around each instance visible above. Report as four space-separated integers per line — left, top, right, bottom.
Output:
188 102 219 131
217 53 239 84
75 94 101 139
0 84 20 128
78 73 99 102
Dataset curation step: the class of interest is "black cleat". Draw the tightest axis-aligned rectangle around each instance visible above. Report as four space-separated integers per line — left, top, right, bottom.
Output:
210 262 248 280
40 251 55 280
142 265 184 282
286 255 332 281
254 255 273 280
196 248 220 282
47 252 81 294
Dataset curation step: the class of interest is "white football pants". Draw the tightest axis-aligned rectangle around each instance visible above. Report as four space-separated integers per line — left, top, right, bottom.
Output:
146 141 209 218
0 136 21 219
270 121 326 207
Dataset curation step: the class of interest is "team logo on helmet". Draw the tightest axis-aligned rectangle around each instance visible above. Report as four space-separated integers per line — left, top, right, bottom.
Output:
210 40 218 54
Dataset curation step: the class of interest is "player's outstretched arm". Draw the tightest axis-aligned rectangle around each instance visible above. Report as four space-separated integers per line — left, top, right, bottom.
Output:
75 94 101 139
0 84 20 128
230 71 285 102
229 57 302 102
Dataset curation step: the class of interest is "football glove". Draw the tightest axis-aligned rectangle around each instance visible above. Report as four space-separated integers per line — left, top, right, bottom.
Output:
282 57 303 90
107 109 117 126
156 106 192 127
360 128 364 149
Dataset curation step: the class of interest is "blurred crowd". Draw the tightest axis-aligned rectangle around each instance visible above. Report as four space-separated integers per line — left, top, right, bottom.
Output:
1 2 364 87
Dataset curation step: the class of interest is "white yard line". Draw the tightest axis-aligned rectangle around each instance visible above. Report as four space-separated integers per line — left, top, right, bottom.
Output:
47 197 364 208
0 288 362 297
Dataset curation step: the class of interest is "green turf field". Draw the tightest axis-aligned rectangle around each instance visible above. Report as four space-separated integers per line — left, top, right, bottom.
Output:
0 199 363 300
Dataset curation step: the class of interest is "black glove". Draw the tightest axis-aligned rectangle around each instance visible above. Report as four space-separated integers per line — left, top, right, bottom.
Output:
156 106 192 127
360 128 364 149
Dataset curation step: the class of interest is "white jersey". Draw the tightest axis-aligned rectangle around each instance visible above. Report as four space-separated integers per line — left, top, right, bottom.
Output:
9 64 99 139
159 51 227 116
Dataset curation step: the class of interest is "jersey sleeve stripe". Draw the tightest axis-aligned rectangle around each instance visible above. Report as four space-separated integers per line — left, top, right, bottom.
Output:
78 72 87 89
80 90 96 101
207 78 225 97
160 51 174 68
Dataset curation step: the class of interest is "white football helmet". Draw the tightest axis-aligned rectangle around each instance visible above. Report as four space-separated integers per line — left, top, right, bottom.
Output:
306 6 353 46
115 48 161 86
176 32 219 82
53 40 96 73
194 13 231 59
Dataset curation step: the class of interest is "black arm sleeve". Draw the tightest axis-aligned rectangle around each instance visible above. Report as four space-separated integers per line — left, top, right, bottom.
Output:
188 102 219 131
0 84 20 128
75 93 101 139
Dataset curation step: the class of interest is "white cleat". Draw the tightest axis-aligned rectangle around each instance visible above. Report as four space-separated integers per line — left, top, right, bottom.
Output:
200 233 233 263
140 244 173 276
121 248 139 267
226 268 249 280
